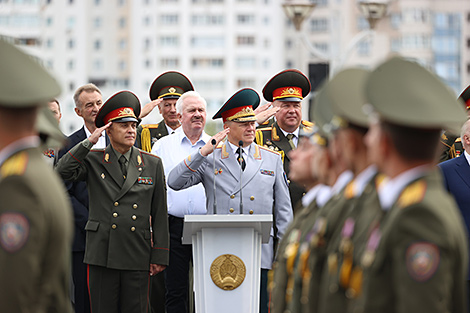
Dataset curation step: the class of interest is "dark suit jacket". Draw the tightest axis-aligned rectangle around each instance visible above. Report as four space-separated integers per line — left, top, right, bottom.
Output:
58 127 88 252
56 143 169 270
439 155 470 246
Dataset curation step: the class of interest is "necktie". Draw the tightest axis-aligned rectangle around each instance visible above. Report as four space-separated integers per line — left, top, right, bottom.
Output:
236 148 246 171
286 133 296 150
119 155 127 179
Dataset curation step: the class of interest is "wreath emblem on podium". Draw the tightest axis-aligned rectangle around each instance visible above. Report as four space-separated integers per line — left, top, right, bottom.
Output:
210 254 246 290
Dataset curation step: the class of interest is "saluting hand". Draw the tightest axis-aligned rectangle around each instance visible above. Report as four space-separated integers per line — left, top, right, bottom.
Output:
89 122 112 145
200 128 230 157
139 98 163 119
254 102 279 125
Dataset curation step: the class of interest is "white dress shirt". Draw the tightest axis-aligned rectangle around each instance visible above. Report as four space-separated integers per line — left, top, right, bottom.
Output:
279 127 300 147
84 125 106 149
151 127 210 217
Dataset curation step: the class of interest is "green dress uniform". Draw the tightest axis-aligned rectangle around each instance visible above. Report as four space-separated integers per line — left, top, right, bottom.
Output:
256 120 313 211
317 171 383 313
136 121 169 152
352 170 468 313
0 144 73 313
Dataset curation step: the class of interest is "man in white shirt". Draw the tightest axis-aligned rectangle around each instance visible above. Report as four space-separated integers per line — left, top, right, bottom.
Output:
151 91 210 313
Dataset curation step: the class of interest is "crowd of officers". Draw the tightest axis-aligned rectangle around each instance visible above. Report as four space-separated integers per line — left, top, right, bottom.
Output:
1 36 470 313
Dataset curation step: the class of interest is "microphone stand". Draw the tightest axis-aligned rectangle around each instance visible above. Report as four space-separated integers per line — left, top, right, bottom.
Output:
238 140 244 215
212 139 217 214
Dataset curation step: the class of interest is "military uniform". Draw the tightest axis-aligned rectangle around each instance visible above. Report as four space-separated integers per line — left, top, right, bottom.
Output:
0 39 73 313
136 71 194 153
56 91 169 313
256 120 313 210
136 121 169 152
353 57 469 313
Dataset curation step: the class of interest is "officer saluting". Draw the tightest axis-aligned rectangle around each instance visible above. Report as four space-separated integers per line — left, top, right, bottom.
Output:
136 71 194 152
0 39 73 312
56 91 169 313
167 88 293 313
256 69 313 212
354 57 468 313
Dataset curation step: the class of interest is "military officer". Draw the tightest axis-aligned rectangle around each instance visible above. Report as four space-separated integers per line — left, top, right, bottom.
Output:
56 91 169 313
256 69 314 212
270 126 331 313
0 39 73 313
353 57 468 313
136 71 194 152
167 88 293 313
439 84 470 162
315 69 383 313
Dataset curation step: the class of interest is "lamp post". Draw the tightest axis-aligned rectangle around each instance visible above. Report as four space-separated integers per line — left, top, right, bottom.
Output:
282 0 389 76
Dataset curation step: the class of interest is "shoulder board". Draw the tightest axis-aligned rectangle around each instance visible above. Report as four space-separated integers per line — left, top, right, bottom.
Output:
0 152 28 178
256 127 272 132
440 132 448 141
301 120 314 127
344 180 356 199
397 180 427 209
140 151 160 159
259 145 281 155
90 148 105 152
375 173 387 189
454 137 461 143
142 123 160 129
260 120 270 125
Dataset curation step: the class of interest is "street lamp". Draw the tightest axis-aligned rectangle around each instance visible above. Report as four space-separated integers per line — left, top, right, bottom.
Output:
282 0 390 75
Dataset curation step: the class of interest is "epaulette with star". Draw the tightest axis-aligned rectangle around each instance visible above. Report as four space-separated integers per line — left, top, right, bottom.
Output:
0 152 28 178
141 123 160 129
301 120 314 127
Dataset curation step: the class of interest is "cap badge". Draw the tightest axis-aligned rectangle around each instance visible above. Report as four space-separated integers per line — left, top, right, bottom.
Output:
168 87 176 93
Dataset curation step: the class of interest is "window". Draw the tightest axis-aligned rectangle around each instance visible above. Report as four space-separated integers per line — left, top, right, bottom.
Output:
193 79 224 89
94 39 102 50
314 42 328 53
159 36 179 47
160 14 178 25
144 59 152 68
46 17 53 26
69 82 75 92
67 59 75 70
236 57 256 68
310 18 328 32
46 38 54 48
144 38 151 50
119 17 126 28
160 58 179 67
191 36 224 48
93 59 103 71
119 39 127 50
192 58 224 68
143 15 151 26
237 14 254 25
67 17 76 29
119 60 127 71
236 79 255 88
390 13 401 29
94 17 102 28
191 14 224 25
237 36 255 46
68 39 75 49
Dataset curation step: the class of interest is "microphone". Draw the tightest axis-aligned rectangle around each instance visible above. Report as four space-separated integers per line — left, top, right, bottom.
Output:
212 139 217 214
238 140 244 214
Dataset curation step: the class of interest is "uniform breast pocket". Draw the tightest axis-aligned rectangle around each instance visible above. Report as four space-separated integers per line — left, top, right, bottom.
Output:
85 220 100 232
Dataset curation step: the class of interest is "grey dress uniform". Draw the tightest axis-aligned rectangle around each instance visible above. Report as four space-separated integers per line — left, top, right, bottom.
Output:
167 141 293 269
353 170 468 313
56 141 169 270
0 144 73 313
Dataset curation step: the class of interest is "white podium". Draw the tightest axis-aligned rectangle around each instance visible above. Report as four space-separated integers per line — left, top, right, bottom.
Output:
182 214 273 313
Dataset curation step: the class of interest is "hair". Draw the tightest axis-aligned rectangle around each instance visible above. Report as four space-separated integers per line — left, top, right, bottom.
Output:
460 118 470 151
49 98 60 112
73 83 101 108
380 121 441 162
175 91 207 114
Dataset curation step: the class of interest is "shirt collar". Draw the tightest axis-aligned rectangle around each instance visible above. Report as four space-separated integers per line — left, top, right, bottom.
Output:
111 145 132 162
165 123 178 135
464 150 470 166
352 165 378 197
378 164 430 211
279 126 300 139
0 136 40 167
178 127 210 146
316 185 332 208
331 170 354 195
227 141 251 156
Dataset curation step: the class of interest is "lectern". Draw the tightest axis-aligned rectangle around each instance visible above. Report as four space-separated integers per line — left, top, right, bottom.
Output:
182 214 273 313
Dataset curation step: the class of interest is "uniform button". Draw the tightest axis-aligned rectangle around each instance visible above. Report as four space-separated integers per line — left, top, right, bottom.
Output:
229 208 234 213
249 210 254 214
132 215 137 220
131 226 136 232
133 204 138 209
114 202 119 207
230 195 235 199
250 196 254 201
113 212 118 218
112 224 117 229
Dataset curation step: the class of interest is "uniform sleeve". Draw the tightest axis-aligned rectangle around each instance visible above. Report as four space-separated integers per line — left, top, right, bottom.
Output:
390 204 465 313
54 139 90 182
273 154 293 240
150 158 170 266
167 150 206 191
